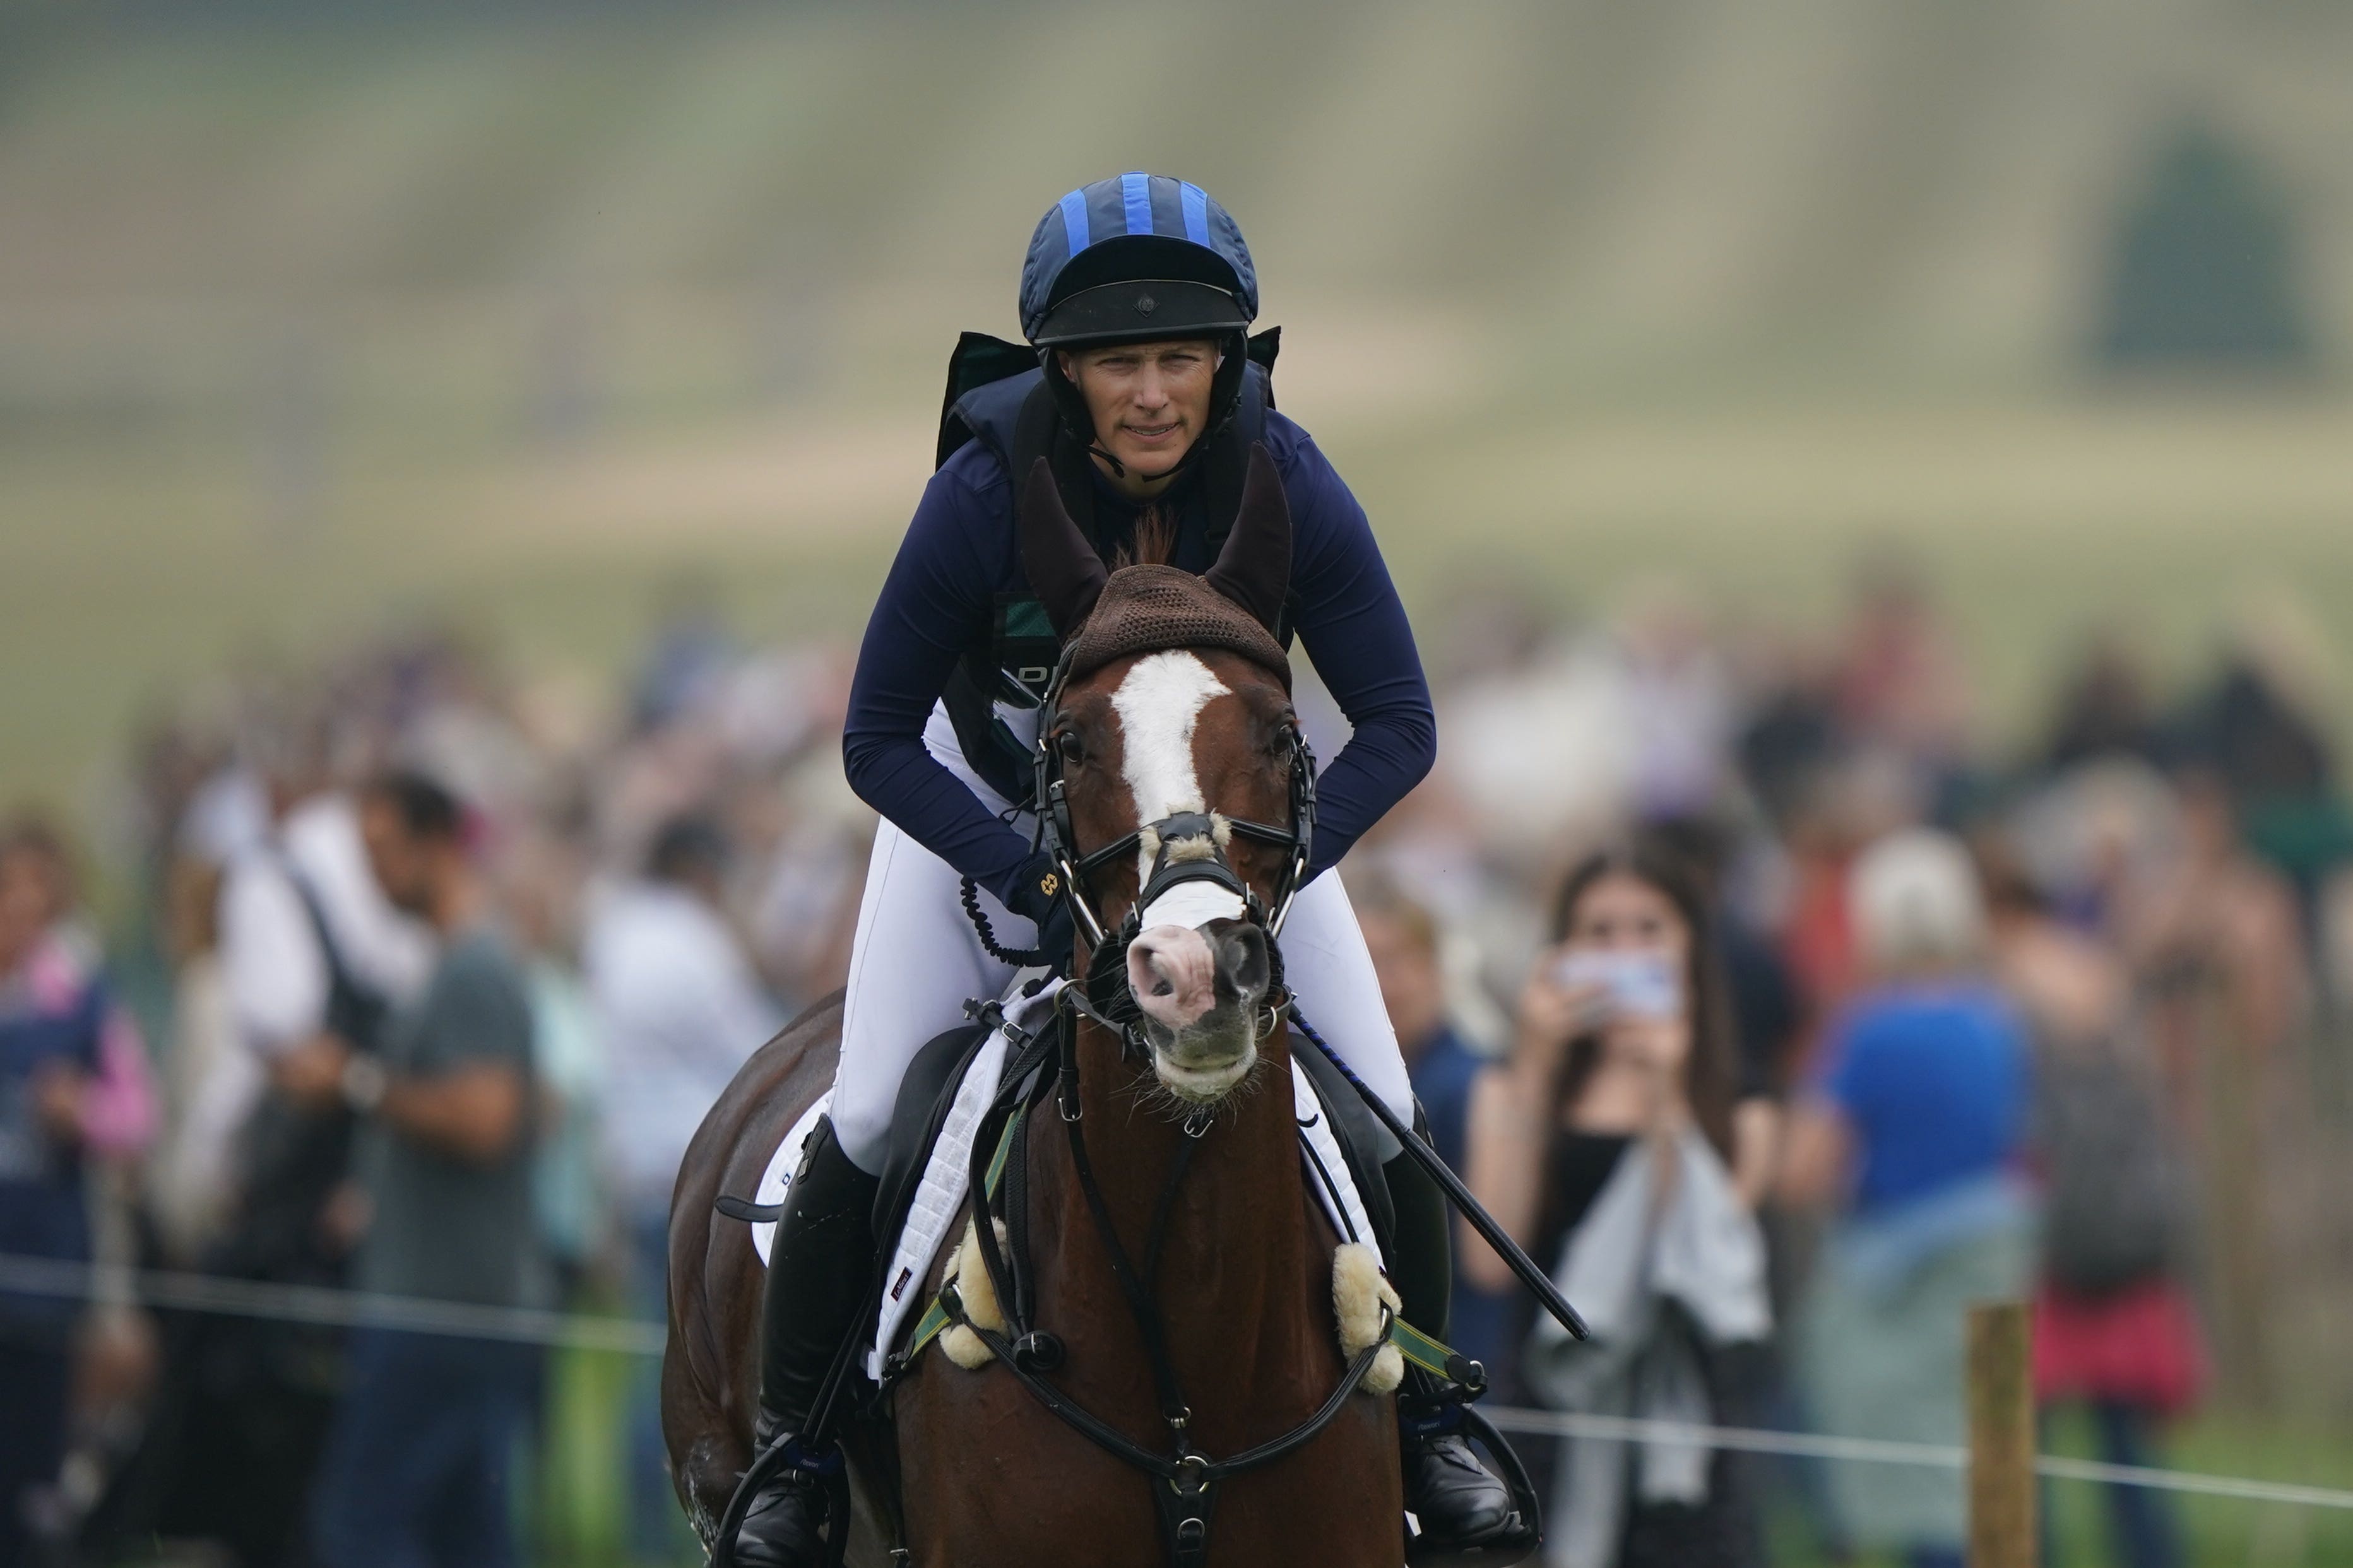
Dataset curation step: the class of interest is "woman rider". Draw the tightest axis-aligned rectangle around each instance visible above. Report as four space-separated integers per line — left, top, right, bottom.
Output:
736 172 1519 1565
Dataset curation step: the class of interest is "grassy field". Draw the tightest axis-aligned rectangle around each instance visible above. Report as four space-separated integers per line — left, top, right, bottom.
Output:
11 10 2353 1565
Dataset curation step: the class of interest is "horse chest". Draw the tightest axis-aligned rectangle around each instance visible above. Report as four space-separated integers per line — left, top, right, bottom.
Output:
892 1113 1402 1567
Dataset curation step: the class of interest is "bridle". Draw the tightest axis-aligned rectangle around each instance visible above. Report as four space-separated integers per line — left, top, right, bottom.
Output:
1030 644 1318 967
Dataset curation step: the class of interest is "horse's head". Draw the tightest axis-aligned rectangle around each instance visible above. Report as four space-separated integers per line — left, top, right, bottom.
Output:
1022 446 1302 1104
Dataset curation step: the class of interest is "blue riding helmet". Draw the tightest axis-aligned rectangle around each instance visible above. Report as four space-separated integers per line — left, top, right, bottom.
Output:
1021 173 1258 349
1019 174 1262 469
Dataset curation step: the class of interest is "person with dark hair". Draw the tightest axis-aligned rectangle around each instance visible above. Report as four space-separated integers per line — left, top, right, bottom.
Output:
646 813 732 888
1645 815 1793 1198
170 726 432 1565
365 770 464 842
275 772 543 1568
1464 837 1770 1568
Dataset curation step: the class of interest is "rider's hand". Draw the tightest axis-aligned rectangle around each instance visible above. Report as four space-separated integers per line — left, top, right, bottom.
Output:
1006 852 1078 973
1031 900 1077 976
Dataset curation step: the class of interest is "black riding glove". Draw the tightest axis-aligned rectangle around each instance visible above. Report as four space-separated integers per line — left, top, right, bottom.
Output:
1005 851 1078 973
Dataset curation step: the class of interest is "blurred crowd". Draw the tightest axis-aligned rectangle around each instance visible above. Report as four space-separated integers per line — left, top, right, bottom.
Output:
1351 564 2353 1568
5 562 2353 1568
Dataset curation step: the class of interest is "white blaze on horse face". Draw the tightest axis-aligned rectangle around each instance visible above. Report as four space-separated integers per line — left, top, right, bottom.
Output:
1111 651 1229 882
1113 651 1257 1095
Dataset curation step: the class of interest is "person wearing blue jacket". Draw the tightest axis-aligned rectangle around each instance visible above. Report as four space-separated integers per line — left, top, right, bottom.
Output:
735 174 1517 1566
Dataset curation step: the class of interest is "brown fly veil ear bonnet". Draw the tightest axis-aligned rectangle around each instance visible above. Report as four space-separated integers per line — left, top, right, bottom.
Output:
1017 456 1110 635
1019 445 1293 687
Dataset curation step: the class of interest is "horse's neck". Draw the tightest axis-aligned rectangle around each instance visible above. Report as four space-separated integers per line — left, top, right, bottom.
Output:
1049 1022 1319 1388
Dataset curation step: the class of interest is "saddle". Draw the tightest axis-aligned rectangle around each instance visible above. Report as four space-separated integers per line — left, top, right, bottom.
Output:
730 976 1403 1385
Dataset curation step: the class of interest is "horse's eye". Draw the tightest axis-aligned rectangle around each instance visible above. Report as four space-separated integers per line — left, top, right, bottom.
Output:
1057 731 1087 767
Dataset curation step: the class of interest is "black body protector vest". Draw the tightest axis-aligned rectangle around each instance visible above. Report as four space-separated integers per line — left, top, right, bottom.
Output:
932 329 1284 807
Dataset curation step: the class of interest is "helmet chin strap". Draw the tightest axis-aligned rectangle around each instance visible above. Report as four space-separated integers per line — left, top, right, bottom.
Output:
1098 449 1190 486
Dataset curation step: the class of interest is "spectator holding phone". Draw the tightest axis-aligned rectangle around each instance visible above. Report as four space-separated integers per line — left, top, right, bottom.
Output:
1465 837 1770 1568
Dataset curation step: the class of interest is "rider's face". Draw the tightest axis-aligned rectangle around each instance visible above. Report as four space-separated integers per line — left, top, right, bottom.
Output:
1057 339 1221 493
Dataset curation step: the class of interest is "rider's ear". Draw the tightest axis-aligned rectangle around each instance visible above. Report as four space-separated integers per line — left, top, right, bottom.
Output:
1203 443 1291 635
1019 457 1109 635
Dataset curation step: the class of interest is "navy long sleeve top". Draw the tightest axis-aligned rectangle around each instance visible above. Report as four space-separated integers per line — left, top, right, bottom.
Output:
842 407 1436 907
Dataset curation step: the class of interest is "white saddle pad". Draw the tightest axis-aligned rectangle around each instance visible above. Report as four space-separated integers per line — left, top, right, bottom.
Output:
745 976 1384 1384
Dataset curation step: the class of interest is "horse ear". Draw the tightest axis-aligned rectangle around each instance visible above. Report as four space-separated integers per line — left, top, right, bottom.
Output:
1204 444 1291 635
1018 457 1108 635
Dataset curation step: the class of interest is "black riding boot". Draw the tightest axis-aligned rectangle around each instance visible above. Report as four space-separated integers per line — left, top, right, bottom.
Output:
733 1117 879 1568
1384 1149 1533 1564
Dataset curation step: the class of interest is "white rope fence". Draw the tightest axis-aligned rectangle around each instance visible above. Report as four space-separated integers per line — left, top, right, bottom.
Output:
0 1251 663 1356
1476 1408 2353 1512
8 1252 2350 1512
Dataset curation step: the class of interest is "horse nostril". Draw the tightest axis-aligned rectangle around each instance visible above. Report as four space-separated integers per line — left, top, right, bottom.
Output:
1212 921 1270 1000
1127 927 1219 1030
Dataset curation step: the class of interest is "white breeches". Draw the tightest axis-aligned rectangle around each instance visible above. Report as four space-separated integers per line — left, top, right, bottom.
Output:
831 706 1414 1174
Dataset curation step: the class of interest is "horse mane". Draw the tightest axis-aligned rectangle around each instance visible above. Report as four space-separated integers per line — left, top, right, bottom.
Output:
1108 504 1177 570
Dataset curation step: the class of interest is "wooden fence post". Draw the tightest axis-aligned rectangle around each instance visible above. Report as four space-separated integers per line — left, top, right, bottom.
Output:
1967 1299 2037 1568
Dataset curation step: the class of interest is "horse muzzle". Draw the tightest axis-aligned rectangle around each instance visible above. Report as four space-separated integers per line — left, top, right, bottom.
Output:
1126 917 1271 1103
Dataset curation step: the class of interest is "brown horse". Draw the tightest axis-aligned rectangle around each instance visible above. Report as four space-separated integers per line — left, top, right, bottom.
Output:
664 461 1404 1566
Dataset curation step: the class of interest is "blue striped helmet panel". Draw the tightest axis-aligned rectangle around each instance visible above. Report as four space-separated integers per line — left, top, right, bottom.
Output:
1020 172 1258 343
1120 170 1154 236
1179 181 1212 246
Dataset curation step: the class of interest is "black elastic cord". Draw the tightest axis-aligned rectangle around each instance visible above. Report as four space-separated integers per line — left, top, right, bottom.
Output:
962 876 1045 968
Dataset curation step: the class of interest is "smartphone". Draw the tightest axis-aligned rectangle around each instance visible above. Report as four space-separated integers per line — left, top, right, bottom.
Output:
1550 948 1683 1021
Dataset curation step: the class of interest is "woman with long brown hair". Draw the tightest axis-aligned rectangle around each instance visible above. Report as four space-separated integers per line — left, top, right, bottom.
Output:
1465 835 1771 1568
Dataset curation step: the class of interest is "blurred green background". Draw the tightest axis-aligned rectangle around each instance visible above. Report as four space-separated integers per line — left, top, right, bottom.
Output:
6 0 2353 820
9 4 2353 1564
